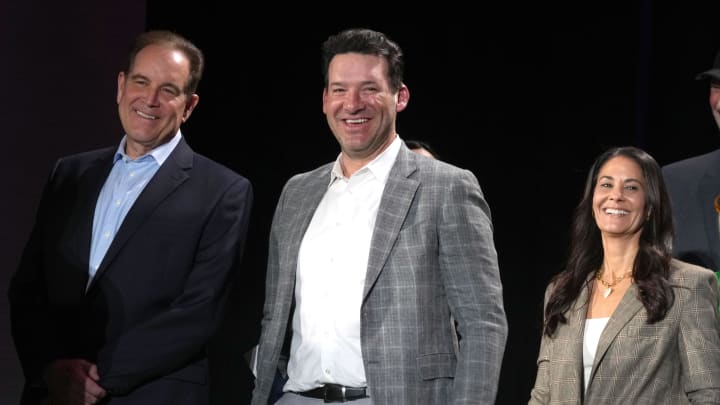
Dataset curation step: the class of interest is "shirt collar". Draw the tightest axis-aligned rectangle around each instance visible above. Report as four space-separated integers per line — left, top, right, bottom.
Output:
329 135 403 186
114 131 182 165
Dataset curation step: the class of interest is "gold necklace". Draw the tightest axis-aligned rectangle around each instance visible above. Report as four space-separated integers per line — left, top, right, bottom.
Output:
596 269 632 298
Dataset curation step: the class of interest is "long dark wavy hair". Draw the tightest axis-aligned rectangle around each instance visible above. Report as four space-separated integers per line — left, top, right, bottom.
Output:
543 146 675 337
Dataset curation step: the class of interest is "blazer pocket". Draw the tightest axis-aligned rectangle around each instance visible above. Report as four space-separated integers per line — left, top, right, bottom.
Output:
417 352 456 380
623 322 667 338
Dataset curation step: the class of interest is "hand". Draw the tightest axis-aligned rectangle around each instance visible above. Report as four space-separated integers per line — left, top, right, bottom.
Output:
44 359 107 405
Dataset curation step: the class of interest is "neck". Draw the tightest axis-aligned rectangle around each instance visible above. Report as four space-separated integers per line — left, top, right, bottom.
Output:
600 238 639 279
600 261 633 279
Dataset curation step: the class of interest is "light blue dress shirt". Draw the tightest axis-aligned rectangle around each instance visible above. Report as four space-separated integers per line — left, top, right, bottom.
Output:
88 132 182 287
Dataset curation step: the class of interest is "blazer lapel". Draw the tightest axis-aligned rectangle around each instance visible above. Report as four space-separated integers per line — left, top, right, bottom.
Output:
590 284 643 379
363 147 419 300
87 139 193 290
63 149 115 293
565 283 591 401
283 166 333 281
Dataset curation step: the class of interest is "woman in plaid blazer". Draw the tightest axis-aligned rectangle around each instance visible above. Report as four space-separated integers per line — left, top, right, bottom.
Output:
529 146 720 404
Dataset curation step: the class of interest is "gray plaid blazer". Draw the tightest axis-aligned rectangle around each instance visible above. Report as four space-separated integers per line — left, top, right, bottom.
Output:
529 259 720 404
252 144 508 405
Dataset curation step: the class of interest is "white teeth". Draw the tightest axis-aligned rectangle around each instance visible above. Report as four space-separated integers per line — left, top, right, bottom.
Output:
605 208 629 215
346 118 368 124
136 110 157 120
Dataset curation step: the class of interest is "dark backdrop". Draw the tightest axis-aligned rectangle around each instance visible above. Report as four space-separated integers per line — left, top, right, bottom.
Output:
1 1 146 402
4 2 720 404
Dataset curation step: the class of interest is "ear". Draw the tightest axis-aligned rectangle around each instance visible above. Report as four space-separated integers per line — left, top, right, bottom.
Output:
181 94 199 122
322 87 328 114
396 84 409 112
116 72 126 104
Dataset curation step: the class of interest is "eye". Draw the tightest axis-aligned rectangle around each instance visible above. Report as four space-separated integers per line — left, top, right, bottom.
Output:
161 86 179 96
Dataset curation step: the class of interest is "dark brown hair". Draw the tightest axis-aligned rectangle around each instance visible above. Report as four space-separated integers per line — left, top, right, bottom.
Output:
124 30 204 95
544 146 675 336
321 28 404 93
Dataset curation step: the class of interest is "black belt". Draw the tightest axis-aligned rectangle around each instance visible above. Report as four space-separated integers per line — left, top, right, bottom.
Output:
296 383 368 402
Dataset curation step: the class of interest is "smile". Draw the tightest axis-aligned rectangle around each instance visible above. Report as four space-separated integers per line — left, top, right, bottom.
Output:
604 208 629 215
135 110 158 120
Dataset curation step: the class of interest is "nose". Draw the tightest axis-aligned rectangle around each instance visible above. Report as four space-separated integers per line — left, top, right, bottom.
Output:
709 86 720 112
144 86 161 107
608 188 624 201
343 89 364 113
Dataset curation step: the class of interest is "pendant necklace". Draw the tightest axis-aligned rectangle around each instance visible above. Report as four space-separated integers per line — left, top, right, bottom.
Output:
596 269 632 298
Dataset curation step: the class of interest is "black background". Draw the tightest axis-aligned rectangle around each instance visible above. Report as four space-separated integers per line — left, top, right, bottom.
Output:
3 2 720 404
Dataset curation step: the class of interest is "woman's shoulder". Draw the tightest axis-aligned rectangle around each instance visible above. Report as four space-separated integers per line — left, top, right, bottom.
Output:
669 258 717 286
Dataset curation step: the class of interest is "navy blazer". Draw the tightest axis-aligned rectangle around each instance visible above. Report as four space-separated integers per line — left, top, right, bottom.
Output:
662 149 720 272
9 138 253 404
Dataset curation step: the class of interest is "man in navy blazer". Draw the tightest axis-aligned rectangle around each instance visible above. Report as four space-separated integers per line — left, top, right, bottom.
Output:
8 30 253 404
662 49 720 272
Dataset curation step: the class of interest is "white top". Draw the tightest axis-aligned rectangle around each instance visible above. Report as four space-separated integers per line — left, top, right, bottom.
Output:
285 136 402 392
583 317 610 393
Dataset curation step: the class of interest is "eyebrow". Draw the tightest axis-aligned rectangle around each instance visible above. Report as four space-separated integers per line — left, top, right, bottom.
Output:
598 175 643 183
329 80 380 87
130 73 183 93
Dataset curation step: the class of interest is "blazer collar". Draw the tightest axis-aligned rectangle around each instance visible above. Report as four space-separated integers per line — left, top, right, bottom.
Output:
281 145 420 302
87 138 193 291
363 145 419 300
282 164 334 283
587 282 644 390
63 148 116 294
565 281 593 401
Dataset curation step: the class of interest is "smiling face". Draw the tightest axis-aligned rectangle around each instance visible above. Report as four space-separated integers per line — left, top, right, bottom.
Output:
322 52 408 174
116 43 199 159
592 155 649 239
710 81 720 130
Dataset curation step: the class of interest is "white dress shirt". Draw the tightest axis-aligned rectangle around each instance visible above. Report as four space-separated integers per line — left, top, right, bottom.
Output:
583 317 609 393
285 136 402 392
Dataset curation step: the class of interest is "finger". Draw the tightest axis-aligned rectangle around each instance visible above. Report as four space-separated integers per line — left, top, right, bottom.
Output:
87 364 100 381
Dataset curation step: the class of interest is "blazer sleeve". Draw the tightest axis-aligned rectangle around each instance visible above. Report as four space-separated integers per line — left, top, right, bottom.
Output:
679 267 720 403
441 169 508 404
528 285 554 405
97 176 254 395
8 160 63 384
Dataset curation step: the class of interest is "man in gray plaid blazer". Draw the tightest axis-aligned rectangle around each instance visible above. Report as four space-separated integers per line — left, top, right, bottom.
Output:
251 28 508 405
